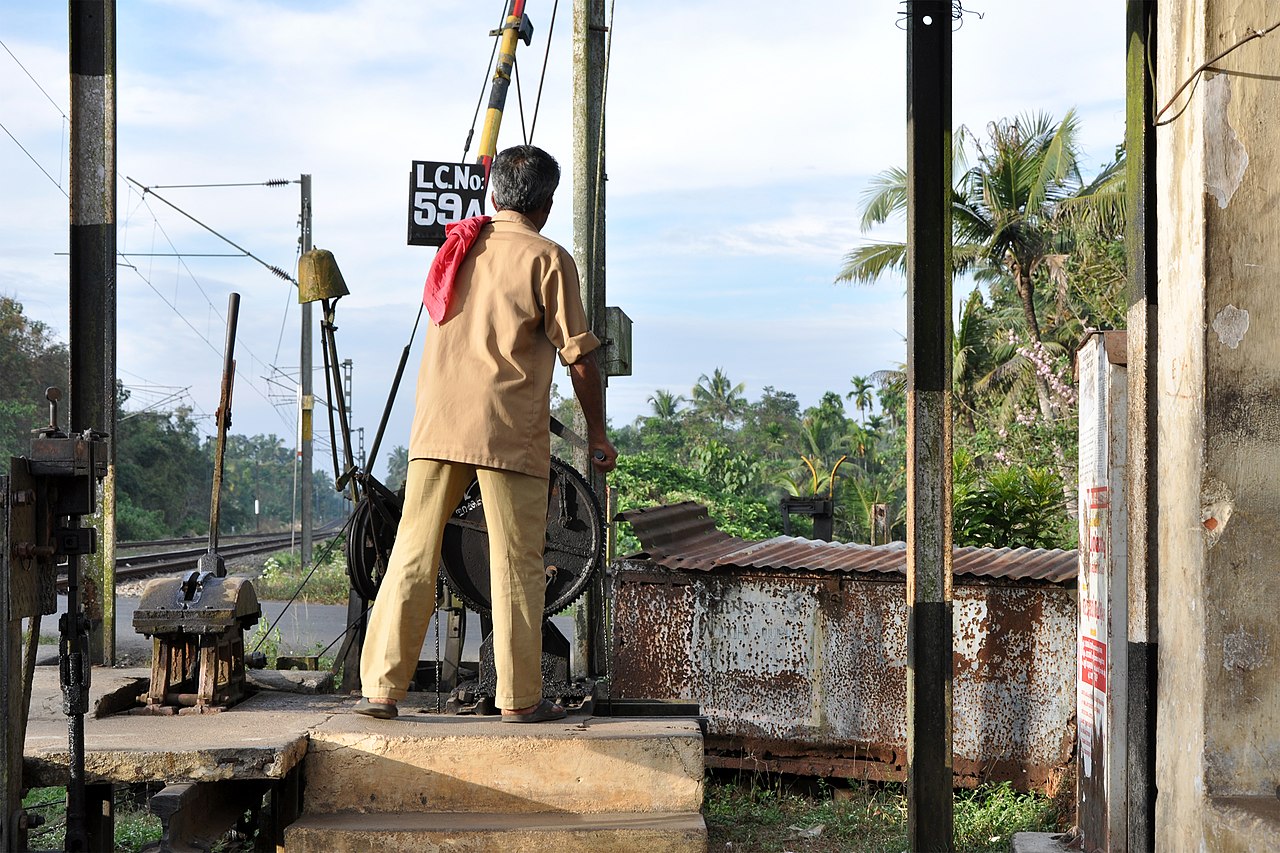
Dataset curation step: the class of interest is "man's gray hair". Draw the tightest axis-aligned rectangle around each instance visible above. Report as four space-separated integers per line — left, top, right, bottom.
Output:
490 145 560 214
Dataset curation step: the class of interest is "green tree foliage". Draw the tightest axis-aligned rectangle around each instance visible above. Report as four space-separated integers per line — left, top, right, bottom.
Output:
839 110 1124 424
691 368 747 432
953 449 1073 549
115 404 210 538
385 445 409 492
611 452 782 555
0 296 69 459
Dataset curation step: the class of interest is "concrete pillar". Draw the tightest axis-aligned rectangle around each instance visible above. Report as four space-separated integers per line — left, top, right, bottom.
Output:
1157 1 1280 848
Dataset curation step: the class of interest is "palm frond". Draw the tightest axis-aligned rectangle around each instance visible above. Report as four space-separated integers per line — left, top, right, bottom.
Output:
1027 108 1081 216
859 167 909 230
836 241 907 284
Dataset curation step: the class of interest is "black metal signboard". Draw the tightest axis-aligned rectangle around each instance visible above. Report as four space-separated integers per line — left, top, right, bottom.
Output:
407 160 488 246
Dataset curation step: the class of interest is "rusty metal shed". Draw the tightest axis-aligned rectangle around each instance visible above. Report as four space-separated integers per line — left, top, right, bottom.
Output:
611 502 1079 792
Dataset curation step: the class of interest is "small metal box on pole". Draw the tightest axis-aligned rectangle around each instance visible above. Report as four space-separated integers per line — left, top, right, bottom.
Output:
604 306 632 377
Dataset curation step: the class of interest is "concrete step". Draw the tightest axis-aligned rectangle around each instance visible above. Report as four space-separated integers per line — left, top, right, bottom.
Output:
283 811 707 852
303 712 704 815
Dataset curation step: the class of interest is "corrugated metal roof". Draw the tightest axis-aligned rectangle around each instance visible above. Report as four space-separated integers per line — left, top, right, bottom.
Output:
618 501 1078 583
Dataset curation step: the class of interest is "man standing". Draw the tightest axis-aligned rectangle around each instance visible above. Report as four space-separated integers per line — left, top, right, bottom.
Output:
356 145 616 722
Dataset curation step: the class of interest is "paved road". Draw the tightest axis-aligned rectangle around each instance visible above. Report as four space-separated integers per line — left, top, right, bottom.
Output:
48 595 576 667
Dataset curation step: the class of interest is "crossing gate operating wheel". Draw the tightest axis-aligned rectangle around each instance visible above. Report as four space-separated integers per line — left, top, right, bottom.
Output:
346 478 404 601
441 456 605 617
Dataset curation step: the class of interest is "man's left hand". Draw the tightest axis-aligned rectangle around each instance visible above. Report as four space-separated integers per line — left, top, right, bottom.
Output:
589 438 618 474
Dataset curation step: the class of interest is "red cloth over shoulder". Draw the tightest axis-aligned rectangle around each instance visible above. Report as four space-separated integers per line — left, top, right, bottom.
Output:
422 215 492 324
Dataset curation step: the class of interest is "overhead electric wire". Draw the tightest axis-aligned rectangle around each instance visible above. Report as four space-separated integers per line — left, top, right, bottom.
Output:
119 199 295 434
1 39 69 192
1 39 67 119
145 179 294 189
116 259 291 434
0 119 68 198
121 252 247 258
125 177 297 285
527 0 560 142
3 39 297 442
461 0 512 160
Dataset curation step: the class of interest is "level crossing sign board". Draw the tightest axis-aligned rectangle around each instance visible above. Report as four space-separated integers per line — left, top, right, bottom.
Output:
407 161 487 246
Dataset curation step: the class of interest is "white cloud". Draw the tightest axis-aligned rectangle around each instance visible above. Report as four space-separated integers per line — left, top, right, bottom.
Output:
2 0 1126 475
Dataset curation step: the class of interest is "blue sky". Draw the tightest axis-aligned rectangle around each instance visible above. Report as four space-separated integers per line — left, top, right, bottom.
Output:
1 0 1125 478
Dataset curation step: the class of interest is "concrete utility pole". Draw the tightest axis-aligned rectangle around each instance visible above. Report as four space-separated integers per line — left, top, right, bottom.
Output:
571 0 609 680
904 2 954 850
299 175 314 569
66 4 118 845
1123 2 1157 849
69 0 118 668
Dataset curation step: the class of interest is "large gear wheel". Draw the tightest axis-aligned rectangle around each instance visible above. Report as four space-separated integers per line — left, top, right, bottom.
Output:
345 477 403 600
441 456 605 617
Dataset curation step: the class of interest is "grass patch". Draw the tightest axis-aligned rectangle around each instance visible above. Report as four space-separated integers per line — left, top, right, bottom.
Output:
704 772 1059 852
23 785 162 852
249 541 349 604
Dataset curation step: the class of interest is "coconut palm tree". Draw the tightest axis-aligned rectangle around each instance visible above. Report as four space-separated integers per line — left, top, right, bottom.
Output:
691 368 747 430
837 110 1124 422
953 289 995 435
647 389 685 424
846 375 875 425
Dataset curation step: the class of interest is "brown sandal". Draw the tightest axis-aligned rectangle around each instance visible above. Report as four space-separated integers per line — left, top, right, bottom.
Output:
501 698 566 723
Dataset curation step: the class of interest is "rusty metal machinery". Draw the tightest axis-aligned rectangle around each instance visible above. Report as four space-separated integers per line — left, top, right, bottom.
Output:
441 456 605 713
130 294 262 716
2 388 108 852
441 456 605 617
132 573 260 714
347 455 605 711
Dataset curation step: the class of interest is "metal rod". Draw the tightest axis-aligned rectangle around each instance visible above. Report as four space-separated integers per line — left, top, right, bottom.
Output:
300 176 314 572
320 312 343 487
366 336 415 476
321 299 359 501
207 293 240 567
905 3 954 850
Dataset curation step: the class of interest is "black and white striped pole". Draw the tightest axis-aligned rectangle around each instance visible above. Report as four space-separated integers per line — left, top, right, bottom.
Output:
67 3 117 846
905 2 954 850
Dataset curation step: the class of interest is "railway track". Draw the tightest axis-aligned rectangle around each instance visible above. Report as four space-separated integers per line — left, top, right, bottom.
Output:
56 530 339 591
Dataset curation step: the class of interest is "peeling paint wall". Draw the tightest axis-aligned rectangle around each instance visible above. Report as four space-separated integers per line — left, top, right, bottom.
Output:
611 565 1076 791
1158 0 1280 848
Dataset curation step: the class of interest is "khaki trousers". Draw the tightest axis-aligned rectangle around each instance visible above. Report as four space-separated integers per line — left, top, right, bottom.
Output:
360 458 547 709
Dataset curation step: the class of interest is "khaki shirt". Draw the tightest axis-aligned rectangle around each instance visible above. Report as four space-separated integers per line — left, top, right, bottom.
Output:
408 210 599 478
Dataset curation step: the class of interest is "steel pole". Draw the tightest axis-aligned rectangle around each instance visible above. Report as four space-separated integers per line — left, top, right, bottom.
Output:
68 0 117 667
571 0 608 680
300 175 314 570
1124 2 1158 850
905 3 953 850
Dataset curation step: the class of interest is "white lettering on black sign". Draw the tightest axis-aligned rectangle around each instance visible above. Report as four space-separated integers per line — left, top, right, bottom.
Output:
407 161 487 246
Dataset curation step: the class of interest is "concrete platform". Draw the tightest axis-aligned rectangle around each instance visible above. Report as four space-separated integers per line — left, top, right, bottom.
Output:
283 811 708 852
304 712 705 815
23 666 707 851
23 667 343 787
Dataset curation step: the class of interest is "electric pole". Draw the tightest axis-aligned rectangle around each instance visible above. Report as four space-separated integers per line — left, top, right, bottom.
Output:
905 3 954 850
572 0 608 680
299 174 313 569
